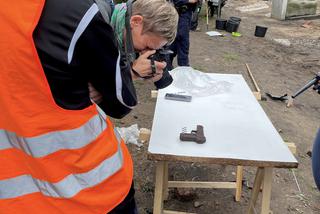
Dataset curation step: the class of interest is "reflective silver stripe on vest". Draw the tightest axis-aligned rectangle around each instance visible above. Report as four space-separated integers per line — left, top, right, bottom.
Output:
115 52 134 109
68 3 99 64
0 114 107 158
0 132 123 199
114 127 122 143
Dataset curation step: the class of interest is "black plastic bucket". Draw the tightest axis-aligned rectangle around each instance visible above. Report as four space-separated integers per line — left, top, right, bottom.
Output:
229 16 241 23
216 19 227 30
226 20 239 33
254 25 268 37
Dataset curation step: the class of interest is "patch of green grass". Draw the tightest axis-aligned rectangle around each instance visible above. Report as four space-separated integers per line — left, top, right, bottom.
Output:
222 53 239 62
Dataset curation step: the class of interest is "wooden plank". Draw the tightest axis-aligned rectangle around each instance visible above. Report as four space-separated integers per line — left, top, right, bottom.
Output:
261 168 273 214
253 91 262 101
148 153 298 168
163 210 196 214
163 162 169 200
245 63 261 92
139 128 151 142
151 90 158 98
153 161 165 214
285 142 297 155
248 168 264 214
235 166 243 202
168 181 236 189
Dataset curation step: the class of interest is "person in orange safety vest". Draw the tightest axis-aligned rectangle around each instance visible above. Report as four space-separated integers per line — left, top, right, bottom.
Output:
0 0 178 213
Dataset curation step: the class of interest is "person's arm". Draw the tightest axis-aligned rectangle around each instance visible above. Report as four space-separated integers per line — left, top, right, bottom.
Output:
74 12 137 118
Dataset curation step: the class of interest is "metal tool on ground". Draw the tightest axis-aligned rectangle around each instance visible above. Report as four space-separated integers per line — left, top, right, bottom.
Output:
180 125 206 144
266 72 320 106
265 93 288 101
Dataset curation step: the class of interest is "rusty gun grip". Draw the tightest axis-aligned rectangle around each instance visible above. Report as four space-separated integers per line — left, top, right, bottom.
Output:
195 125 206 144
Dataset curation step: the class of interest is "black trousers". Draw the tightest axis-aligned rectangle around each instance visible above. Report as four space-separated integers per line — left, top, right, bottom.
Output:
108 183 138 214
168 10 192 70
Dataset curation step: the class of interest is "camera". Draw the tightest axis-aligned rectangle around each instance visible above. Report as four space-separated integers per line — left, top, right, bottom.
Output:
148 48 174 89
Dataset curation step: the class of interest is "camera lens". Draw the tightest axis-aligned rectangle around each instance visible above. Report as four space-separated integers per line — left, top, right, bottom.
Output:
154 68 173 89
147 48 174 89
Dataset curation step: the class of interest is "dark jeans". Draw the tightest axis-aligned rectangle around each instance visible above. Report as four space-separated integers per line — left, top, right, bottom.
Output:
168 10 192 70
108 183 138 214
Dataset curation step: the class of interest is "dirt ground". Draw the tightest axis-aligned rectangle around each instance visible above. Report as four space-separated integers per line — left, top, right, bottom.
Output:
114 0 320 213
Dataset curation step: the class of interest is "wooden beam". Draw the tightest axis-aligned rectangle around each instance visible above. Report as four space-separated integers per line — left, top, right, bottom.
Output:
163 162 169 200
261 168 273 214
245 63 261 93
253 91 262 101
168 181 236 189
151 90 158 98
235 166 243 201
285 142 297 155
248 168 264 214
153 162 165 214
139 128 151 142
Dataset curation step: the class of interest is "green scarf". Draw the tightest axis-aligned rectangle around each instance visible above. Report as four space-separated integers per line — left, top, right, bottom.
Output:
111 3 127 49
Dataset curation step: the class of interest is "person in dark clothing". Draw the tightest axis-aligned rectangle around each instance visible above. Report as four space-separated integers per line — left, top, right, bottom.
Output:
167 0 198 70
32 0 178 213
312 129 320 191
312 79 320 191
190 0 202 31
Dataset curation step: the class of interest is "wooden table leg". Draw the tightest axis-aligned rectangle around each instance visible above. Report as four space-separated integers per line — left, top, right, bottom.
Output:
248 168 264 214
235 166 243 201
153 161 166 214
261 168 273 214
163 162 169 200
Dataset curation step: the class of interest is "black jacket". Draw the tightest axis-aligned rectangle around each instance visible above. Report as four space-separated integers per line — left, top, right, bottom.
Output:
33 0 137 118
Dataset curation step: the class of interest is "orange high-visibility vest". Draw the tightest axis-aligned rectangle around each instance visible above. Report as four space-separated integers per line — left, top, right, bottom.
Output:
0 1 133 213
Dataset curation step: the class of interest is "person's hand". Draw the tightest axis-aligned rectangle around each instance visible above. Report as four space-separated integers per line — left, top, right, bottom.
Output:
151 66 164 82
189 0 198 3
131 50 155 79
88 83 103 104
131 50 166 80
150 59 166 82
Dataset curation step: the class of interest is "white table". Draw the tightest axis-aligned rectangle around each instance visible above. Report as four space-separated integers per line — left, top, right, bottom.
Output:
148 71 298 214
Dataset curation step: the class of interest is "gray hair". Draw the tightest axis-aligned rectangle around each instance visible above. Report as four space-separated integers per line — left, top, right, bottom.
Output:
132 0 178 44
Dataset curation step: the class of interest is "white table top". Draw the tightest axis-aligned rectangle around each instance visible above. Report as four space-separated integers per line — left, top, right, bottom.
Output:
148 69 298 168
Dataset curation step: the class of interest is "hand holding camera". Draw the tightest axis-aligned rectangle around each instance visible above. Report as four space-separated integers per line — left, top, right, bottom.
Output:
132 48 174 89
132 50 165 80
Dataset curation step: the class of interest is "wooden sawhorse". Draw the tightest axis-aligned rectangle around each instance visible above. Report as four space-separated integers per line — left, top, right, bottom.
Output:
153 161 274 214
151 145 296 214
153 161 244 214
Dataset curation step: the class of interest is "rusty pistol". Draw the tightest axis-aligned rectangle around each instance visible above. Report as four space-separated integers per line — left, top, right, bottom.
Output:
180 125 206 144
